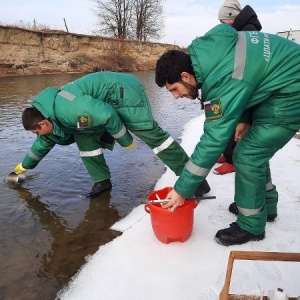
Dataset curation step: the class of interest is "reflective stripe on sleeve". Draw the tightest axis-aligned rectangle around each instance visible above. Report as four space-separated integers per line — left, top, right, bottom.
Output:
153 136 174 154
112 125 127 139
266 181 274 191
232 32 246 80
238 206 263 217
185 160 210 177
58 90 76 101
28 150 42 161
79 148 103 157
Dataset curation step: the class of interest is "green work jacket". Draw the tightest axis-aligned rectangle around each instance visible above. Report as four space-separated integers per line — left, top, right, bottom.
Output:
22 72 154 169
174 24 300 197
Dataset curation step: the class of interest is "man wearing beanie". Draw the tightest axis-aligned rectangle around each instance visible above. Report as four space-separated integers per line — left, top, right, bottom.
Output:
218 0 242 21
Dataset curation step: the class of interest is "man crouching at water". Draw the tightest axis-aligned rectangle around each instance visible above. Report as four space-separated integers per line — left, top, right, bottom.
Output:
14 71 211 197
155 24 300 246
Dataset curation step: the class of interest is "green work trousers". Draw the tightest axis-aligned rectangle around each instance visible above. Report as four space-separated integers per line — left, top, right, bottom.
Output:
74 121 189 183
233 124 297 235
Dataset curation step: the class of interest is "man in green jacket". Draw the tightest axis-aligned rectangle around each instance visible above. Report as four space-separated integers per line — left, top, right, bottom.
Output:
155 24 300 246
15 71 211 197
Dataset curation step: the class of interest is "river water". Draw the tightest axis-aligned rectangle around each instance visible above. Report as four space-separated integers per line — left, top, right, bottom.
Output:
0 71 202 299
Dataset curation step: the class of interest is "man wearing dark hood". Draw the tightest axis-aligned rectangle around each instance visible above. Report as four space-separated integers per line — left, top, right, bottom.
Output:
216 0 265 220
215 0 262 175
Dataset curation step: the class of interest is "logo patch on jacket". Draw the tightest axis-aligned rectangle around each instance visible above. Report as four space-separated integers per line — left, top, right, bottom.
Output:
204 98 222 121
77 116 92 129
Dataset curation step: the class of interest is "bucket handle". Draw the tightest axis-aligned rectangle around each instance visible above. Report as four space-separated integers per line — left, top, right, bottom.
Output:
193 200 198 209
144 204 151 214
145 200 198 212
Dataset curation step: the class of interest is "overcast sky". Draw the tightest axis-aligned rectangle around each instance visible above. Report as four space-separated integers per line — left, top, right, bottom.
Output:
0 0 299 47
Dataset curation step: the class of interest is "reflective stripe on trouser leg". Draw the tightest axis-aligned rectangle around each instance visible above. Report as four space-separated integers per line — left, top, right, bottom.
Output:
131 121 189 176
235 162 278 216
74 134 111 182
233 123 296 235
265 162 278 215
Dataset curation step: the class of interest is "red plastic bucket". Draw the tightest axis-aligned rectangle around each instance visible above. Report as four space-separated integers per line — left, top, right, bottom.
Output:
145 187 197 244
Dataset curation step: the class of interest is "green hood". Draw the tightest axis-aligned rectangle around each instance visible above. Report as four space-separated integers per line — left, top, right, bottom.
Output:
188 24 238 90
32 87 59 119
32 87 70 138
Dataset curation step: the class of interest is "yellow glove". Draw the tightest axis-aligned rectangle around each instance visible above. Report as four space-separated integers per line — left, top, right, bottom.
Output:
14 163 28 175
125 142 136 148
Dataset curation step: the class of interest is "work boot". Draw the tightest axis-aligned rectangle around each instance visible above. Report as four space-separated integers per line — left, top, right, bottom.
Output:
85 179 112 197
215 222 265 246
228 202 277 222
217 155 226 164
194 179 211 197
213 162 235 175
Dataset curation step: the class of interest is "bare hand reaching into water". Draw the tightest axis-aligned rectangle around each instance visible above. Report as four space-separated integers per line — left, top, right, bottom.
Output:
235 122 250 141
161 189 185 212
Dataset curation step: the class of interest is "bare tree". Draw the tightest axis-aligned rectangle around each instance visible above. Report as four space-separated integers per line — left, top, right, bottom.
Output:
92 0 163 41
93 0 132 39
132 0 163 41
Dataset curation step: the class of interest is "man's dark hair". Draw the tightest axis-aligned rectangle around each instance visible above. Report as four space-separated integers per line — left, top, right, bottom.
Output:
22 107 46 130
155 50 195 87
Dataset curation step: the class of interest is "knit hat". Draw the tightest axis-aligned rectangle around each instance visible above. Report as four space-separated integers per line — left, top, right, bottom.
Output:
218 0 242 20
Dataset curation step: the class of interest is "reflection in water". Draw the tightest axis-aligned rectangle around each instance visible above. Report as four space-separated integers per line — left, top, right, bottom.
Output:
18 187 120 285
0 72 201 300
6 184 121 299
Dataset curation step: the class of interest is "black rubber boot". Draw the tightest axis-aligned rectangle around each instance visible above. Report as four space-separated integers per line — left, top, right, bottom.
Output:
194 179 211 197
85 179 112 197
215 222 265 246
228 202 277 222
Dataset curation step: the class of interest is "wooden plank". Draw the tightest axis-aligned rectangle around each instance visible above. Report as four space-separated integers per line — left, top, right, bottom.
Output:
219 251 300 300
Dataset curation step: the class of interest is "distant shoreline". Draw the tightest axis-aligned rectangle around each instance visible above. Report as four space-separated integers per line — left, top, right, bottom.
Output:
0 25 181 78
